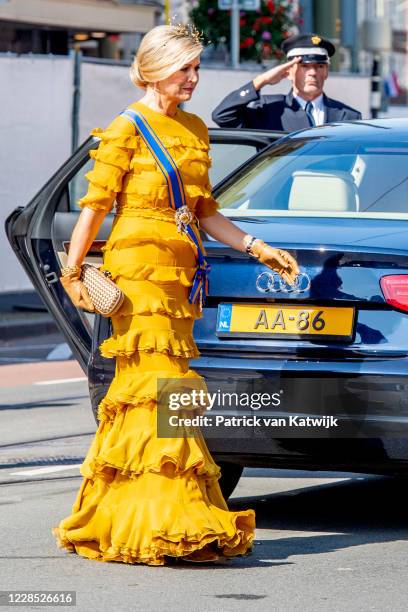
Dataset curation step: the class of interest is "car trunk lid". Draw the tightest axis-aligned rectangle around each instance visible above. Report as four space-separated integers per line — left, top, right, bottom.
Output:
194 216 408 356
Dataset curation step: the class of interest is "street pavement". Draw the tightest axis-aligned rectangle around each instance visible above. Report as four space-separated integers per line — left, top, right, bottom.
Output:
0 332 71 366
1 362 408 611
0 359 83 388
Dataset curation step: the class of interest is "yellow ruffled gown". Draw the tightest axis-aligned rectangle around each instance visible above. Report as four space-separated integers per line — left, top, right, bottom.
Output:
52 101 255 565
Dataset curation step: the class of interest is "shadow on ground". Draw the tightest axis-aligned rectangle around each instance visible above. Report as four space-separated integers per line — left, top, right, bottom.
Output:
183 474 408 569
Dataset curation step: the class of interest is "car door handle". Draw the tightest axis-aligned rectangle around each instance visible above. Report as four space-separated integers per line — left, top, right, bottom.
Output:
41 263 59 285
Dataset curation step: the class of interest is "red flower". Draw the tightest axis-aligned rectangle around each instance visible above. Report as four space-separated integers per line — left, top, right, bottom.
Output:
267 0 275 12
261 16 273 24
244 36 254 47
253 18 261 31
240 18 246 26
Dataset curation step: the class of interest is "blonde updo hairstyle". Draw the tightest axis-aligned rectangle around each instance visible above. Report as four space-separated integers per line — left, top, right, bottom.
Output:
130 25 203 89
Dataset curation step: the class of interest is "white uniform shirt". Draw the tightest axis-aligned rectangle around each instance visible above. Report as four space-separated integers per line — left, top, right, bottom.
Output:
294 94 325 126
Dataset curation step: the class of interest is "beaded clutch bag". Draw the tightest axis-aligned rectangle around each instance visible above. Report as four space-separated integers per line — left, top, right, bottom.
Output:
80 264 124 317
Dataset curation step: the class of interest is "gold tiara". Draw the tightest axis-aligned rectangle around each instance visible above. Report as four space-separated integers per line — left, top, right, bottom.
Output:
169 18 205 45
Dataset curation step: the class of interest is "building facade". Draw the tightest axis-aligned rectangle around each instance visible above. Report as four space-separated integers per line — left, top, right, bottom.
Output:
357 0 407 101
0 0 163 59
298 0 407 101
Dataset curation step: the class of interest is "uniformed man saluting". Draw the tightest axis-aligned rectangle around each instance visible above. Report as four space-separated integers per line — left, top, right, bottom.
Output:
212 33 362 131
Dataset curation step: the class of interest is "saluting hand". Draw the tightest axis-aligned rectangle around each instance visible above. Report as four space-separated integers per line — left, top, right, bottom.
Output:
253 56 301 91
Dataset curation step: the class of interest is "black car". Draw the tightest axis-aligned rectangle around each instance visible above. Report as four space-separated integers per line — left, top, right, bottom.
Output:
6 119 408 499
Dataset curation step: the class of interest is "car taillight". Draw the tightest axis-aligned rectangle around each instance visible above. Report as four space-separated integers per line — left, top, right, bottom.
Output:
380 275 408 313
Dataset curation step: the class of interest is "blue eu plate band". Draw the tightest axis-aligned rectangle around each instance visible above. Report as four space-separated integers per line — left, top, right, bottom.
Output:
119 108 211 308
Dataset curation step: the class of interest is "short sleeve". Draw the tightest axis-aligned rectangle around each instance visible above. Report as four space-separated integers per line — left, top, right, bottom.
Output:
194 193 220 218
77 114 138 213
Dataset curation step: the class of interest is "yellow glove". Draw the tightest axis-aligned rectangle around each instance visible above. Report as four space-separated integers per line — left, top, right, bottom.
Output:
60 265 95 312
249 239 299 286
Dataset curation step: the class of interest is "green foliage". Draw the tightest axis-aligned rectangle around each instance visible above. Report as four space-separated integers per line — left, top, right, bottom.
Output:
190 0 301 63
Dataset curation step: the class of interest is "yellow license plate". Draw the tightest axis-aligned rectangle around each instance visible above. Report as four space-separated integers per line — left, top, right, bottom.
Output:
216 303 355 340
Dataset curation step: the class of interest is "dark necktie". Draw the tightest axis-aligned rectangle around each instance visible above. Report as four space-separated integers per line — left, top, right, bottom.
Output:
305 101 315 126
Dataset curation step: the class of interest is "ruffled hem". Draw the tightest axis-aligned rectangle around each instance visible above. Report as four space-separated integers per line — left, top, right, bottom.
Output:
81 454 221 482
115 192 204 211
52 504 254 566
128 153 210 175
51 469 255 566
99 328 199 359
102 230 194 250
77 200 114 213
153 133 209 151
96 369 206 422
77 182 117 213
112 291 201 320
91 127 209 153
84 167 125 194
91 127 139 149
89 147 131 173
118 181 212 201
89 404 219 486
100 262 197 286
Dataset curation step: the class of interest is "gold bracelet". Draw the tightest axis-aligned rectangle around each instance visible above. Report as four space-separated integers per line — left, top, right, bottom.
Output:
61 264 82 277
244 235 261 257
243 234 254 252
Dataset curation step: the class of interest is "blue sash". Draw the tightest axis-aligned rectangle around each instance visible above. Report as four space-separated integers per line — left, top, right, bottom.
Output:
119 108 210 309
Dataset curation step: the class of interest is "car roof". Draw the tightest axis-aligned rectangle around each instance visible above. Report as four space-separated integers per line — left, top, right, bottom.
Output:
285 118 408 142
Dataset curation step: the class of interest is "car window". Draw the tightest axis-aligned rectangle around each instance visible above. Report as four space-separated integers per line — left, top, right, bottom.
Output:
69 156 90 212
68 141 260 210
217 139 408 219
209 142 259 186
68 156 116 214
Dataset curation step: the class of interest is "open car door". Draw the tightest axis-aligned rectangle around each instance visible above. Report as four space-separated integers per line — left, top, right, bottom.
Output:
5 127 284 417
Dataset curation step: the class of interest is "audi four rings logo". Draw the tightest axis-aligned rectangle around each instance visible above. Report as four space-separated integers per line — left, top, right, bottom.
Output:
256 272 311 293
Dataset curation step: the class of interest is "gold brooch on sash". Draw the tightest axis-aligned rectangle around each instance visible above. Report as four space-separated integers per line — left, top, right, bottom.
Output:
175 205 194 232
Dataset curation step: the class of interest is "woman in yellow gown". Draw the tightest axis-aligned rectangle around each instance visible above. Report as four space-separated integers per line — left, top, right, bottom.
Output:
52 24 299 566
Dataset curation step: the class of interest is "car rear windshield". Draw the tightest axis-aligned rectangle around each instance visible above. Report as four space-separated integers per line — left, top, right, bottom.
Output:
217 138 408 219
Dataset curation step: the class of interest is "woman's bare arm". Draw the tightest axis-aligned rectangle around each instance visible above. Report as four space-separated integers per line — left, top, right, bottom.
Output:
66 207 108 266
198 211 249 252
198 211 299 284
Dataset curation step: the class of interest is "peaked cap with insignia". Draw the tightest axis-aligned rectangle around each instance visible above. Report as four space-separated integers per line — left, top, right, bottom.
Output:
281 33 336 64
